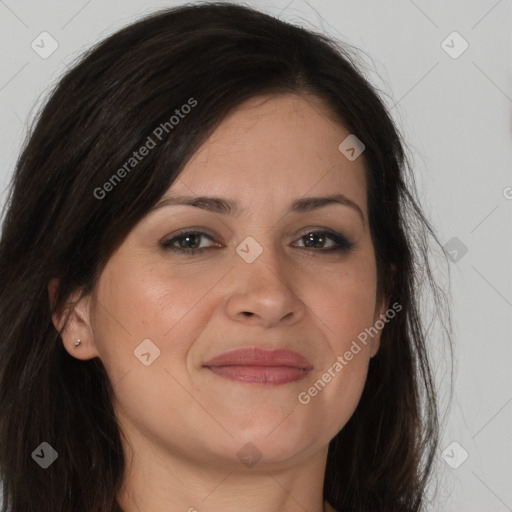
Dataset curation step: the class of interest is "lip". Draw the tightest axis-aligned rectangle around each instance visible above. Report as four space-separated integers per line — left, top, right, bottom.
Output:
202 348 313 385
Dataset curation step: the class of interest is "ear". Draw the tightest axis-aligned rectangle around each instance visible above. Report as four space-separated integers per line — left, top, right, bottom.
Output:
369 263 397 358
48 278 100 361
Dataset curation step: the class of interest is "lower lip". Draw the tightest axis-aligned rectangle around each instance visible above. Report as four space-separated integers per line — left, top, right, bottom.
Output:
206 366 311 385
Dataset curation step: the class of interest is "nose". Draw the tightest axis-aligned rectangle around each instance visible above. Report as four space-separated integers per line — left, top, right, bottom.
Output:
224 243 306 328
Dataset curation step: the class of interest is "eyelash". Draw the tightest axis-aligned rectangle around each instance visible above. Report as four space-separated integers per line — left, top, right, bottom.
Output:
160 229 354 255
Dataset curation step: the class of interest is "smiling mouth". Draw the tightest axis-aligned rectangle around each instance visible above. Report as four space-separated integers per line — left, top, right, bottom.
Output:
202 348 313 385
206 365 311 385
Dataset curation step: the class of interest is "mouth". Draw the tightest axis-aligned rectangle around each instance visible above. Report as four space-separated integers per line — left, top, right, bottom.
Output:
202 347 313 385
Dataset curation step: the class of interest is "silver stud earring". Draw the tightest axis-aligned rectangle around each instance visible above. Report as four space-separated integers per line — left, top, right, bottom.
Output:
74 339 81 347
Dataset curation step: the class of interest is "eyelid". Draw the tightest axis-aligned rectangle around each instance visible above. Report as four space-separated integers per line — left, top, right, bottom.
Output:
293 227 350 241
160 228 221 249
161 227 354 254
291 228 354 250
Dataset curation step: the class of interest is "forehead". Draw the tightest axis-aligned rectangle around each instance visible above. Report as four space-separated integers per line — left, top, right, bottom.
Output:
172 93 368 216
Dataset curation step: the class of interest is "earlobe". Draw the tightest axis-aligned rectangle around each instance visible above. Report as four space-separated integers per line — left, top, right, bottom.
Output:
47 279 100 361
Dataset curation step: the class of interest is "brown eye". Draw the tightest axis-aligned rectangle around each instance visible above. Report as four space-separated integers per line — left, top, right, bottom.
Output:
295 231 353 252
161 231 218 253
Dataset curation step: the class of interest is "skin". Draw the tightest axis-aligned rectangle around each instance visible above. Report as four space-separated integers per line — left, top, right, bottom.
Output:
51 93 390 512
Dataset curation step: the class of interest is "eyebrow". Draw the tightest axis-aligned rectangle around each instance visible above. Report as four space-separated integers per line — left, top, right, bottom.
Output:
150 193 365 224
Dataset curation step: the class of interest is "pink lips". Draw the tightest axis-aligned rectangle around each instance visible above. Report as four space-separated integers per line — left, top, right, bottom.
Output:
202 348 313 385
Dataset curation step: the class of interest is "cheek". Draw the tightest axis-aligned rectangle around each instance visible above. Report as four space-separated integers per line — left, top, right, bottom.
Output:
89 259 224 434
90 255 225 373
295 253 377 428
302 254 378 352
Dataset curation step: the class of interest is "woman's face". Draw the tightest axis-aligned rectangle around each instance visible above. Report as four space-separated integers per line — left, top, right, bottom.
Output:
69 93 389 470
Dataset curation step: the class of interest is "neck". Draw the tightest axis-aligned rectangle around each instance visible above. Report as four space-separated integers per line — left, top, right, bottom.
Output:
115 498 334 511
114 440 331 512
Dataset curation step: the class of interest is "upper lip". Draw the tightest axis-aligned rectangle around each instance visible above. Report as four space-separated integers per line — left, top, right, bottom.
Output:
203 347 313 369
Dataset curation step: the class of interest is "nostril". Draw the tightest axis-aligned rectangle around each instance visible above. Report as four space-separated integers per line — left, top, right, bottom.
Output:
242 311 254 317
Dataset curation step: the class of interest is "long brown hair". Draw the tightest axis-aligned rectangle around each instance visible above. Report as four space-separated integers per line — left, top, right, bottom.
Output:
0 3 452 511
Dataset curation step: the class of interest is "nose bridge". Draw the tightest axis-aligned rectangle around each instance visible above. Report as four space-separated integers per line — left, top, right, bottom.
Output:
226 231 305 326
236 232 286 285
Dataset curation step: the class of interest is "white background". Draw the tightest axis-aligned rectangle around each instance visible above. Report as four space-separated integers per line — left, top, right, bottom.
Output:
0 1 511 511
